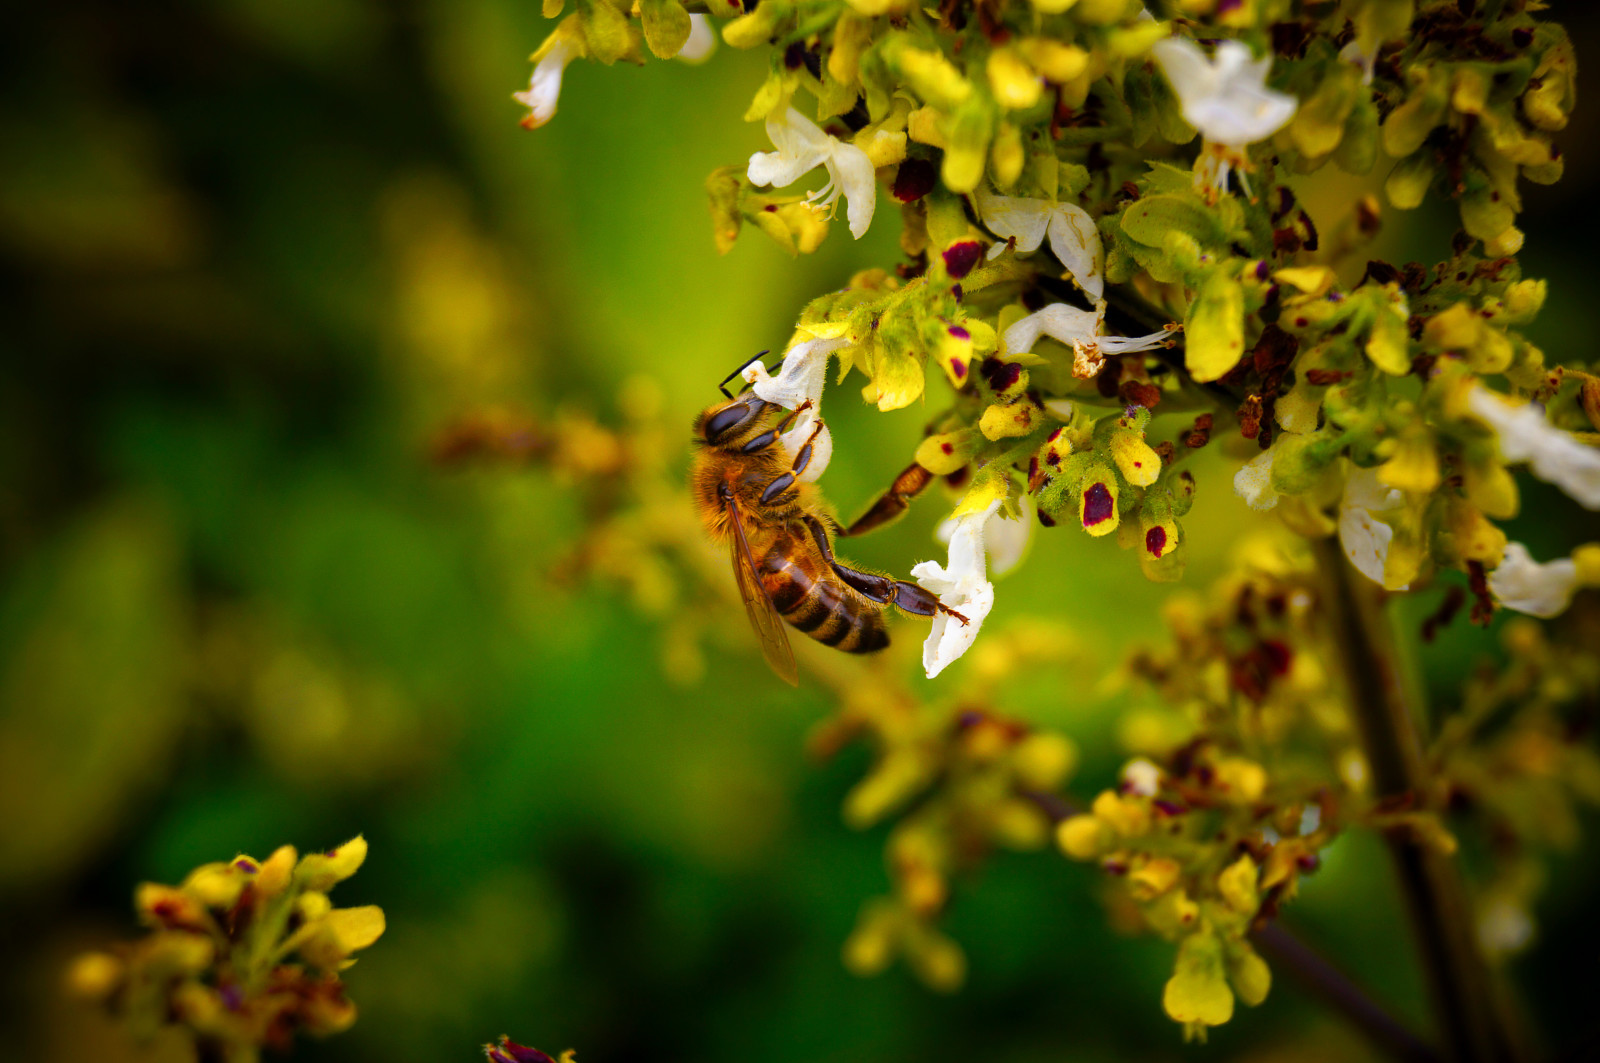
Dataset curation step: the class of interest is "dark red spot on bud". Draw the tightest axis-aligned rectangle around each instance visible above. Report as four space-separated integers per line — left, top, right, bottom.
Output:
1037 509 1057 527
1045 451 1060 466
942 240 984 279
947 325 970 340
783 42 806 69
1048 427 1063 442
1145 525 1167 557
951 284 963 302
1512 27 1533 48
1028 456 1039 478
951 358 968 379
1082 482 1114 526
892 157 937 202
234 858 259 873
1261 638 1292 676
941 442 954 454
1153 799 1185 816
980 357 1022 393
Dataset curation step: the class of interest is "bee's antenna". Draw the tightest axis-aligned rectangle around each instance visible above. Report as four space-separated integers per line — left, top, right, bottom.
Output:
718 350 771 399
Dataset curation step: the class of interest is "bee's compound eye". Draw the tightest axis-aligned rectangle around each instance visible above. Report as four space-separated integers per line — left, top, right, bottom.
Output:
705 401 756 442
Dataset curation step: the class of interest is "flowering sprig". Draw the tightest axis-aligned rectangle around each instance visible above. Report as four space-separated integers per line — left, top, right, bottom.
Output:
68 837 383 1062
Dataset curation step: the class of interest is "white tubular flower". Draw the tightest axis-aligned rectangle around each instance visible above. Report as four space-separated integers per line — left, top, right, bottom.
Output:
972 189 1103 302
1151 37 1297 194
1468 386 1600 509
1233 446 1279 511
741 333 852 482
1338 466 1409 589
1339 39 1377 85
676 14 717 64
913 498 1000 679
935 495 1034 578
1002 302 1173 361
514 38 581 130
1488 542 1579 618
748 107 877 239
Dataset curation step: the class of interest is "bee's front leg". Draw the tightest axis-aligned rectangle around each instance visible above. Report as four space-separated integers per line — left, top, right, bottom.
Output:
757 416 826 505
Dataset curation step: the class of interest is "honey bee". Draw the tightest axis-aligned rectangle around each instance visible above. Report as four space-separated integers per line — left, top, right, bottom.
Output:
691 368 967 685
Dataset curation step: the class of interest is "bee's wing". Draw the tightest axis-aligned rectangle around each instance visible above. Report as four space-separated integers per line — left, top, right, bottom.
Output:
725 494 798 687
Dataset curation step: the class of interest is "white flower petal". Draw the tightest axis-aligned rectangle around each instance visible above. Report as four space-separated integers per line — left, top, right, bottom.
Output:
1339 39 1376 85
934 496 1034 577
1152 36 1297 148
1488 542 1579 618
916 499 1000 678
743 334 850 482
1003 302 1100 356
1468 386 1600 509
973 190 1103 301
1234 446 1279 511
676 14 717 63
748 108 831 189
826 141 878 239
972 189 1051 254
514 39 579 129
1045 203 1105 302
1122 758 1162 797
1338 466 1406 588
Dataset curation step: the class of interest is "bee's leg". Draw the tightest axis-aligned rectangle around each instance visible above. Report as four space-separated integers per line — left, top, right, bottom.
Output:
840 461 936 538
801 516 971 625
738 399 814 454
757 416 827 505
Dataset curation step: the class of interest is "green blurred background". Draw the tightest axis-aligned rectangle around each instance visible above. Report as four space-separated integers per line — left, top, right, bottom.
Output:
3 2 1599 1060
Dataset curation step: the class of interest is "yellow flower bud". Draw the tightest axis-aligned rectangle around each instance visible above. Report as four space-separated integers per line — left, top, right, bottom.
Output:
990 122 1024 188
1130 856 1182 899
1227 942 1272 1007
915 429 979 475
1215 757 1267 802
64 952 123 1000
987 48 1042 110
1091 789 1150 836
297 835 369 891
1573 543 1600 586
1056 814 1110 860
1377 430 1439 493
256 844 299 898
1110 429 1162 487
1012 732 1077 790
1164 931 1235 1027
1017 39 1088 83
1217 854 1260 914
979 399 1041 440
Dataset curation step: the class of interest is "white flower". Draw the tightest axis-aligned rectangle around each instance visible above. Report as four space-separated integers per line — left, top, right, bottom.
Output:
1468 386 1600 509
1338 466 1409 589
676 14 717 64
1488 542 1579 618
1122 758 1162 797
1151 37 1297 147
748 107 877 239
741 333 852 482
1151 36 1297 195
972 189 1103 302
1234 446 1279 511
1002 302 1172 359
935 495 1034 577
514 38 580 130
913 499 1000 678
1339 39 1377 85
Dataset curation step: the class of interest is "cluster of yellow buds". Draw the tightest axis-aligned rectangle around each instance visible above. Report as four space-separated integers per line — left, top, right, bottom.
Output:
813 622 1079 991
67 837 383 1062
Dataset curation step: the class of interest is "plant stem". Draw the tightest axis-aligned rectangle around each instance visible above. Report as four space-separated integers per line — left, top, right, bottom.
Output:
1252 921 1440 1063
1310 536 1527 1063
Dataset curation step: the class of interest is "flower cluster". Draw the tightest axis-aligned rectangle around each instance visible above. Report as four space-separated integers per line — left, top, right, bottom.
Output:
486 1035 579 1063
809 621 1081 991
519 0 1592 678
67 837 384 1061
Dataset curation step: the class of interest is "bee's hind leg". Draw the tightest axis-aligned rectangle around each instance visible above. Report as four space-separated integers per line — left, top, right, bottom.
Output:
800 515 970 625
840 461 936 538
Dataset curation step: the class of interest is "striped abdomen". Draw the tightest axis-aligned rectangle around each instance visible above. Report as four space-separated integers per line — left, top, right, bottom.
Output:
760 547 889 654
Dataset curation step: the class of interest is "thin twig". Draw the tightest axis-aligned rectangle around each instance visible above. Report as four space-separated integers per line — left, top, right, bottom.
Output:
1252 922 1441 1063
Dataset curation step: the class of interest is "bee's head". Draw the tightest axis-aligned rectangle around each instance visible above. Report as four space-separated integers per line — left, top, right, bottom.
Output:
695 392 771 447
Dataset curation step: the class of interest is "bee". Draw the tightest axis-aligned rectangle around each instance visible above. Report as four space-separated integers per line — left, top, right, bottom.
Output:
691 362 967 685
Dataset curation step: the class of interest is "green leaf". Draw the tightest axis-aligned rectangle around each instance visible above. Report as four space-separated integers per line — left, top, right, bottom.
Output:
1120 193 1223 250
